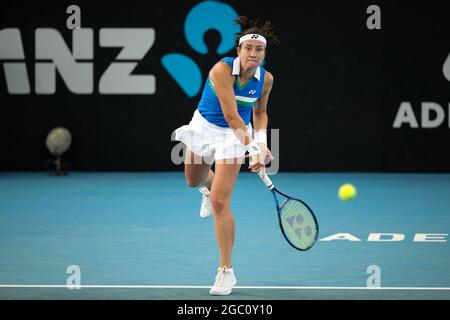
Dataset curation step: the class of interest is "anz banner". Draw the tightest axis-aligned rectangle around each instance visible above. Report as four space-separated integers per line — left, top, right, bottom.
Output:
1 0 449 171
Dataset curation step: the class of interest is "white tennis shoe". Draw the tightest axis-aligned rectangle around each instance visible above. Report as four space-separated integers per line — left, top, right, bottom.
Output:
209 267 237 296
199 186 213 218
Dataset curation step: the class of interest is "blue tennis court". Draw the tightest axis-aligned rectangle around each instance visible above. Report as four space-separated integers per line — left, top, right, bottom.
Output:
0 172 449 300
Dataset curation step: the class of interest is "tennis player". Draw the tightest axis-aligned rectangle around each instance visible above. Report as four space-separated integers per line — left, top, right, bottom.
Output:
175 16 279 295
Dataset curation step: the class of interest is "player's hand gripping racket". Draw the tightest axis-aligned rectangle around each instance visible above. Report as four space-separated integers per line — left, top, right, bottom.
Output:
256 167 319 251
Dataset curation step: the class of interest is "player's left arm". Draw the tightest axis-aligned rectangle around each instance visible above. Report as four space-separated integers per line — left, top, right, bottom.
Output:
252 71 274 160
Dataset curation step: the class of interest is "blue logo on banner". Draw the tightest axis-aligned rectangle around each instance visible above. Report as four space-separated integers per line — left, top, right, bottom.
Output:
161 1 239 97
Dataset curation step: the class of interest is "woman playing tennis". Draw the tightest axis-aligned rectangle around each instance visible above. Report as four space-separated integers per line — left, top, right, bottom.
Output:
175 16 279 296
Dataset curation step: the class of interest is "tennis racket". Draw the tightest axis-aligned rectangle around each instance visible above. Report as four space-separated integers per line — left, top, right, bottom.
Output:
256 168 319 251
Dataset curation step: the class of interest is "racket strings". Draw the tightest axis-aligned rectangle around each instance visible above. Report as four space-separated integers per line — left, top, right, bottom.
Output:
279 199 318 250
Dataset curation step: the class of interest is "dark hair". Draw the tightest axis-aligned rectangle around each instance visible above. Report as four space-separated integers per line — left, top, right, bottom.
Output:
234 16 280 48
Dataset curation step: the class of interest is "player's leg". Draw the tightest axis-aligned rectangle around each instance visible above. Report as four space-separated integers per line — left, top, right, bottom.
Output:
208 156 243 295
184 148 215 218
184 148 213 189
210 157 243 267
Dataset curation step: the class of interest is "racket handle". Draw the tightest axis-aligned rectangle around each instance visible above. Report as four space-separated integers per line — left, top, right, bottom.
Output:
250 156 274 189
258 167 274 189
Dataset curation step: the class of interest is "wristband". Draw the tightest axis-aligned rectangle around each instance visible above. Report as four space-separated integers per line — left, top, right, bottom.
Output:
245 140 262 156
255 130 267 145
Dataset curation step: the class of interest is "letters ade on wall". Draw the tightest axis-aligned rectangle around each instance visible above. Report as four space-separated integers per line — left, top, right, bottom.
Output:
1 0 449 172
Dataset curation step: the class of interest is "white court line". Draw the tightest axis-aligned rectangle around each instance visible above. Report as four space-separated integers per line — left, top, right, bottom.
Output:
0 285 450 291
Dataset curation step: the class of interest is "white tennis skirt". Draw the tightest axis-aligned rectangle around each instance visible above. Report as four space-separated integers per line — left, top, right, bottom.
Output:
174 109 252 160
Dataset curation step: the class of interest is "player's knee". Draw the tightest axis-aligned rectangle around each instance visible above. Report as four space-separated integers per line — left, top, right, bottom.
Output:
210 194 229 213
186 177 202 188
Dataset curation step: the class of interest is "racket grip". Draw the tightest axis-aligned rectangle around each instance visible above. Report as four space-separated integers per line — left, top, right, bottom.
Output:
258 168 274 189
250 156 274 189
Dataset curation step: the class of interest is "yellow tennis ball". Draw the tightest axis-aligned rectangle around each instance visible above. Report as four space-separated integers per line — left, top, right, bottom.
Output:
338 183 357 201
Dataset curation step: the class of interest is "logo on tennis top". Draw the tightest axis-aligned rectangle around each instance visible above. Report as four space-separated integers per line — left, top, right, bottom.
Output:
249 89 256 94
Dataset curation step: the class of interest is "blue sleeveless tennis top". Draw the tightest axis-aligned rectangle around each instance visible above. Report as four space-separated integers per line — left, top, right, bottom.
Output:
197 57 266 128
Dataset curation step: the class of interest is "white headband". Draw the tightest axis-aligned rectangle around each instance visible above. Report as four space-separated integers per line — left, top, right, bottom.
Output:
239 34 267 46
